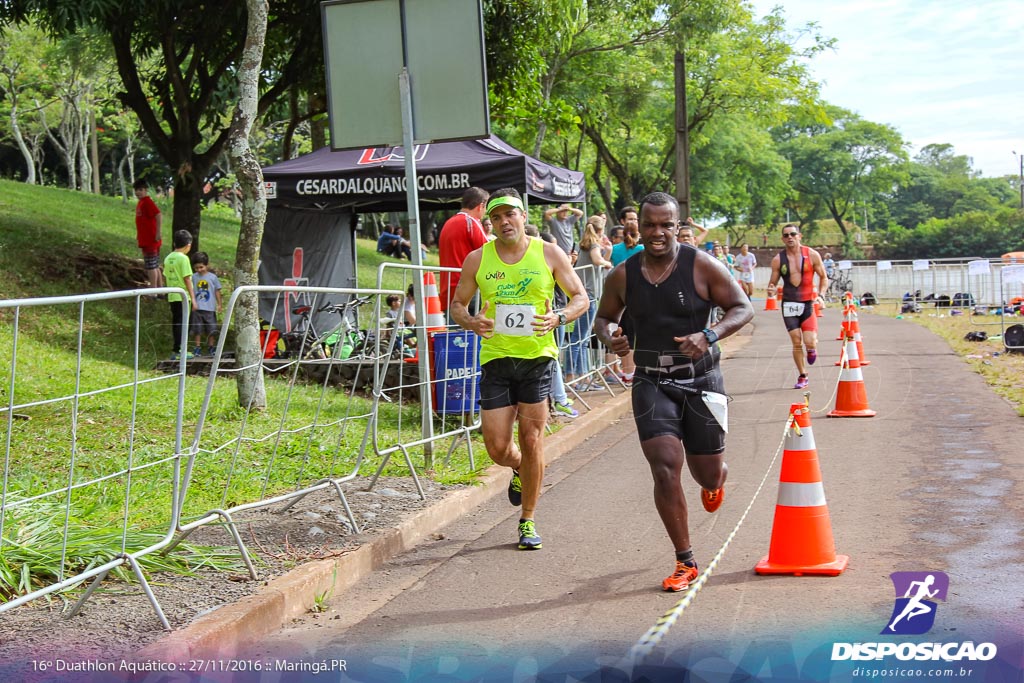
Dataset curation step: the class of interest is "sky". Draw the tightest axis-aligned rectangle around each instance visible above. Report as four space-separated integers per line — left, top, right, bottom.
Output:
751 0 1024 178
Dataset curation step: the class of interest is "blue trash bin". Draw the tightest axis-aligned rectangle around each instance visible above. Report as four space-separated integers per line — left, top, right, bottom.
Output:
432 330 481 414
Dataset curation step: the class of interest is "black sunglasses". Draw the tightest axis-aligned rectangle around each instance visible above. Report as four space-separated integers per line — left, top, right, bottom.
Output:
782 231 799 237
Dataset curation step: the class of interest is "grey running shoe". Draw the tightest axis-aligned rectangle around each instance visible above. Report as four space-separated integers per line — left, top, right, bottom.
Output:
517 519 542 550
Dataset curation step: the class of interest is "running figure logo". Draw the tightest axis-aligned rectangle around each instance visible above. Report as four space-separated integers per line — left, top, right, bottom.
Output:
882 571 949 635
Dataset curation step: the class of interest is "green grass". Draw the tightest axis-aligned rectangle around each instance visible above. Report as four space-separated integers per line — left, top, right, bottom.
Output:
0 180 480 600
893 308 1024 416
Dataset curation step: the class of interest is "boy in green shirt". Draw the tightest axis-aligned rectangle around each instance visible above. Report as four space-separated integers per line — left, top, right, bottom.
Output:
164 230 198 360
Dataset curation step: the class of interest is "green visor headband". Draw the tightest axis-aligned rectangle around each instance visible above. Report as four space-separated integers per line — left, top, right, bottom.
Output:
486 195 524 214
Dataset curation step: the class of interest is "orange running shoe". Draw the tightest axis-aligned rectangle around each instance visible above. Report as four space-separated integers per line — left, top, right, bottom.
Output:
662 561 699 592
701 486 724 513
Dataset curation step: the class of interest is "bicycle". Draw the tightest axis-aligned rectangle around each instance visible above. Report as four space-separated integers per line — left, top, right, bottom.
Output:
826 271 853 303
282 296 373 361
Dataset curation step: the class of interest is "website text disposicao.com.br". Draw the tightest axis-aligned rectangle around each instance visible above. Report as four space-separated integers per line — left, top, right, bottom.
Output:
852 665 977 679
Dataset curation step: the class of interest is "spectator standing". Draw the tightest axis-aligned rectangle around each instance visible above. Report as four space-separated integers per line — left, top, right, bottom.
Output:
607 205 642 384
676 217 708 247
134 179 163 290
610 206 643 267
438 187 489 312
538 231 579 419
823 252 836 279
566 216 612 384
543 203 584 255
164 230 197 360
723 244 736 278
189 251 223 356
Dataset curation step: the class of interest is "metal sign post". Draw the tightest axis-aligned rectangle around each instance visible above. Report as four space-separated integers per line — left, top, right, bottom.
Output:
398 67 434 455
321 0 490 460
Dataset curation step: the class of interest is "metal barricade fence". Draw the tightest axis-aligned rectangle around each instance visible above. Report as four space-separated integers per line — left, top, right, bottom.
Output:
749 257 1022 311
369 263 486 479
1 267 638 627
564 262 624 399
817 257 1017 307
1 288 189 629
170 285 410 581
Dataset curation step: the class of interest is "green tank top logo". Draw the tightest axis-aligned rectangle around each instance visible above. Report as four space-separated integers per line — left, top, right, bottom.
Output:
476 238 558 364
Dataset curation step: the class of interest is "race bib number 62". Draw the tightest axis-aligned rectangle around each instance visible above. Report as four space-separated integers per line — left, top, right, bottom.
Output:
495 303 536 336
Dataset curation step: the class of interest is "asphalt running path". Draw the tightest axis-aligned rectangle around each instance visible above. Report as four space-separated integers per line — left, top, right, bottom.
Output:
244 306 1024 673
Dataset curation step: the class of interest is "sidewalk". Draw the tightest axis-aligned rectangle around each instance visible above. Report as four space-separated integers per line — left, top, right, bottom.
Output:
136 371 641 662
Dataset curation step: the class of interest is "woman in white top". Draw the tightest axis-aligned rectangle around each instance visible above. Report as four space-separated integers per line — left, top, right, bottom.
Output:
734 243 758 298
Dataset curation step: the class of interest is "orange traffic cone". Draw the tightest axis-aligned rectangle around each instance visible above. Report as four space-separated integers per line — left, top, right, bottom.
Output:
835 308 870 365
834 305 849 341
813 289 823 318
828 334 876 418
848 310 870 366
755 402 849 576
422 272 447 332
765 288 779 311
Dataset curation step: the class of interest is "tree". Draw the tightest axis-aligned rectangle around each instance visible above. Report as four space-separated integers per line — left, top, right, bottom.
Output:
229 0 269 409
691 116 790 241
573 3 825 210
879 208 1024 260
775 105 909 237
35 29 112 192
888 144 1017 230
0 21 48 183
1 0 323 248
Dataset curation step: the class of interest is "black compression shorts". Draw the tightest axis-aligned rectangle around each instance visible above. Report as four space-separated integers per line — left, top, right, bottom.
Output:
782 300 817 332
631 371 725 454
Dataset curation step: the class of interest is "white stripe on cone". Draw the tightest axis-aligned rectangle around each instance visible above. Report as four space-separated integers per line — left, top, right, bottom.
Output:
784 426 816 452
777 481 827 507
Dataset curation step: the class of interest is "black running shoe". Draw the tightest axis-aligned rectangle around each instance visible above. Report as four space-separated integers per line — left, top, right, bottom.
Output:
507 470 522 506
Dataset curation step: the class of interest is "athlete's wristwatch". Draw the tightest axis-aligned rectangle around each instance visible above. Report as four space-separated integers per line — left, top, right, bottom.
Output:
557 312 568 326
702 327 719 345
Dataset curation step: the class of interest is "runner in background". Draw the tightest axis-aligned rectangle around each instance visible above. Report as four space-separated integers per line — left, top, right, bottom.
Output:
767 224 829 389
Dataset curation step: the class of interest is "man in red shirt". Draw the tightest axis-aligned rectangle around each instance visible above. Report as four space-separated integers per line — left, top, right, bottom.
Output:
134 178 164 289
438 186 489 313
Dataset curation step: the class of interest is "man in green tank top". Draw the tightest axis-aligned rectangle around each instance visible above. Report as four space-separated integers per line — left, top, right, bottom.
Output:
451 188 589 551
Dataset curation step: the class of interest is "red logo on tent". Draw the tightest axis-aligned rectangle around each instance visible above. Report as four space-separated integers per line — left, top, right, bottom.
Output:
529 169 546 192
357 145 430 165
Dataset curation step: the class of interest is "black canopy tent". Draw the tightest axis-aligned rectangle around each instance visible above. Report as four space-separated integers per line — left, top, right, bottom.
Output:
258 135 585 333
